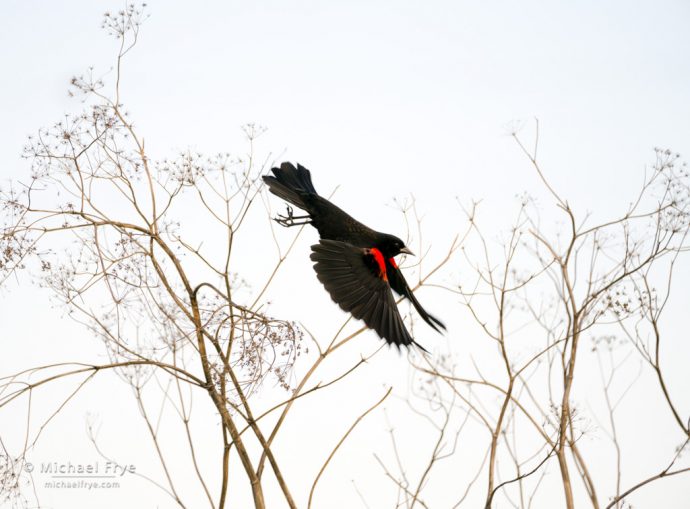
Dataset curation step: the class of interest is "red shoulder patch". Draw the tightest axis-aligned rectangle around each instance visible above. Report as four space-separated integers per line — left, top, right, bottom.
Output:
369 248 387 281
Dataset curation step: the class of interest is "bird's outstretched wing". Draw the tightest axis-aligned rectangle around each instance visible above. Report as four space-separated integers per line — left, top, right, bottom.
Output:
385 259 447 334
310 239 425 350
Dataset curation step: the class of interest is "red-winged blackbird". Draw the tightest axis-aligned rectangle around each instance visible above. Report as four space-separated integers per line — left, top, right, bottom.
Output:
263 162 445 350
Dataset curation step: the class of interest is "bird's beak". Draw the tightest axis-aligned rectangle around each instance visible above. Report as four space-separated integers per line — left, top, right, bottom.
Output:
400 246 414 256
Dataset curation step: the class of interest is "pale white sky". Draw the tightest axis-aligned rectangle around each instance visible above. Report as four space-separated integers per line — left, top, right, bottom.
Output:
1 1 689 508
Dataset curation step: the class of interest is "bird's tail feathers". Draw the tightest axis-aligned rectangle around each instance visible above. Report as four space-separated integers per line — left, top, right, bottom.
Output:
262 162 318 210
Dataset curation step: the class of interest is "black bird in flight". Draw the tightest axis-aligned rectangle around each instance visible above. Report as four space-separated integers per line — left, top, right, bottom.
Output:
263 162 445 350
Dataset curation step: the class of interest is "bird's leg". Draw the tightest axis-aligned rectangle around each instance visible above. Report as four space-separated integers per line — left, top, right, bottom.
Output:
274 205 312 227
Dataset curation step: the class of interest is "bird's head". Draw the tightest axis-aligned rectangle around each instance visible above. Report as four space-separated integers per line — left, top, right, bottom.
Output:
379 234 414 258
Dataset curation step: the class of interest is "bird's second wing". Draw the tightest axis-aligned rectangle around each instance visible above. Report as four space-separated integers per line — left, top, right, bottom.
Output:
310 239 417 349
386 259 447 334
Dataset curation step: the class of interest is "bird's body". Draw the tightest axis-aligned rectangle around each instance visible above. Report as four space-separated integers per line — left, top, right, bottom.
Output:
263 162 445 350
304 195 382 246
